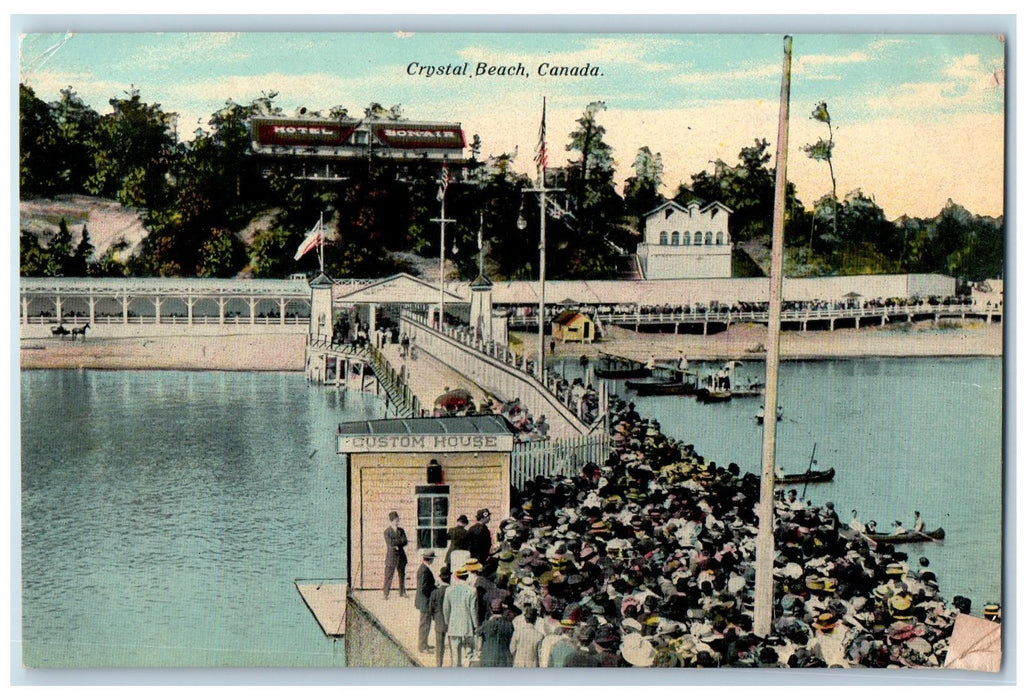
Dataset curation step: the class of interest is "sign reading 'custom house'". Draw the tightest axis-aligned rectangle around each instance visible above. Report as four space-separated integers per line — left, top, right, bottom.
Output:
336 415 516 454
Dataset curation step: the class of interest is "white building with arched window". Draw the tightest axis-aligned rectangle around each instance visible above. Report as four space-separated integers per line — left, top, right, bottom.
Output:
636 200 733 279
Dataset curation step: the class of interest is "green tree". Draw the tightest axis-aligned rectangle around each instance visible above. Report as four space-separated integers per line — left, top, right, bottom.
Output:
19 84 60 197
44 218 73 277
198 228 246 277
623 146 664 229
803 101 838 249
250 227 300 278
20 230 47 276
86 87 177 208
68 224 94 276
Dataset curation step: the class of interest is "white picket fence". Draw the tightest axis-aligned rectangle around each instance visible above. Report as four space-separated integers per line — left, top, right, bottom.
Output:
510 433 611 488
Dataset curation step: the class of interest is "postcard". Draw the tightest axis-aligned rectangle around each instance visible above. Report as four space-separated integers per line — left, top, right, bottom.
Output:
16 27 1005 673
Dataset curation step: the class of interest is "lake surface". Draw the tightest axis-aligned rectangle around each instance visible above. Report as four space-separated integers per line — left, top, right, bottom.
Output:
20 358 1003 666
20 370 383 667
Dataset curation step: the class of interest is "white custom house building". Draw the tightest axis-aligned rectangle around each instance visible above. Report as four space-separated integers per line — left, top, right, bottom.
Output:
636 200 733 280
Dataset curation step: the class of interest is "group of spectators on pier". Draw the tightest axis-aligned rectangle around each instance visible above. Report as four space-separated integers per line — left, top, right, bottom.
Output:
410 396 983 668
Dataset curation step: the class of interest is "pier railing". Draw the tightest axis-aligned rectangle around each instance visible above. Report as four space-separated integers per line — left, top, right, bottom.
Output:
400 310 599 440
510 433 611 489
306 337 420 418
505 301 999 331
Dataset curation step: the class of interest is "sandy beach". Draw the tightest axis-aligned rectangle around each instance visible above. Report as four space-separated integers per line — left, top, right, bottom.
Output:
20 328 307 371
20 319 1001 372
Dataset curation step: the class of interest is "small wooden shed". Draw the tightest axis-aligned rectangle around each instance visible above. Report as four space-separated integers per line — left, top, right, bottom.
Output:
551 310 596 343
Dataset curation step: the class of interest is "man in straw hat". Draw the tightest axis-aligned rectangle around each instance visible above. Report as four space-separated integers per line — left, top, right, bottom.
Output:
415 549 437 653
810 611 850 668
443 567 478 667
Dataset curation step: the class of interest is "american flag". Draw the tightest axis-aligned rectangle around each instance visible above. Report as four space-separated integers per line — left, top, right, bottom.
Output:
533 97 548 176
437 161 450 201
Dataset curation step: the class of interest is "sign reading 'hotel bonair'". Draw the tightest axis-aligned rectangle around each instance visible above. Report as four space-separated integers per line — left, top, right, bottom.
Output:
337 432 515 454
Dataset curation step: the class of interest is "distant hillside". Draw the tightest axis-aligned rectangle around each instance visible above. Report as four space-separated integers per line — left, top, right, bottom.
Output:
20 195 149 262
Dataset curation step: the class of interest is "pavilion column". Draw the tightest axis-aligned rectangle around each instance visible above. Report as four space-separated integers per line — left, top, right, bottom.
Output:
122 296 129 324
55 295 63 322
21 296 28 324
88 296 96 325
154 297 163 325
218 297 226 325
187 297 194 325
249 296 256 325
280 297 287 325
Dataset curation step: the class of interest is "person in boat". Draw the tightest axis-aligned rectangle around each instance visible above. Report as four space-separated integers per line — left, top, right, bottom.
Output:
645 354 656 370
891 520 907 536
821 502 841 529
678 352 689 372
913 511 925 533
849 510 865 533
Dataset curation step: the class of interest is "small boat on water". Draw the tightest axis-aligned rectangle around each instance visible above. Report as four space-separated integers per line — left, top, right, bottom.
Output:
625 375 699 396
865 528 945 544
774 466 835 484
696 387 732 402
732 382 765 398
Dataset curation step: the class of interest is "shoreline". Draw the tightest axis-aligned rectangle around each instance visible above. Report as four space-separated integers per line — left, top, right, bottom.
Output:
19 319 1001 372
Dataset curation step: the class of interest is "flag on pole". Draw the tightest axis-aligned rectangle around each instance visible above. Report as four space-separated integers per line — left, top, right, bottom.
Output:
293 219 323 261
533 96 548 176
437 161 450 202
478 213 483 250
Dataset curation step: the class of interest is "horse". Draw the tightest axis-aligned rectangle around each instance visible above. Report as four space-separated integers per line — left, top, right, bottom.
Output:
51 324 70 338
71 322 90 340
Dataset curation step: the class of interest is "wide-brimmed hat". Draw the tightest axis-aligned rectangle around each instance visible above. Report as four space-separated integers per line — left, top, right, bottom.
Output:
620 633 655 667
454 568 468 579
464 558 483 572
498 550 515 562
420 549 436 560
813 612 840 631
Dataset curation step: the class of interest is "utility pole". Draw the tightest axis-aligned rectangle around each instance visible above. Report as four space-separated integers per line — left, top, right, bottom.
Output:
753 35 793 639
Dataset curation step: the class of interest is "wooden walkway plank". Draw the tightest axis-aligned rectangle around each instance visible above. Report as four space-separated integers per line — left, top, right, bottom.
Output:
295 580 349 638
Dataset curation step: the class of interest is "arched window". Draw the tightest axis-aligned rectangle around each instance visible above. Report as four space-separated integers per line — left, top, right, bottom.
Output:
671 231 679 246
705 231 713 245
659 231 668 245
683 231 691 245
716 232 724 245
694 233 702 246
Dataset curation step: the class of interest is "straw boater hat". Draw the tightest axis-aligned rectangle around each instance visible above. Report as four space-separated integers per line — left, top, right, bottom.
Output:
464 558 482 572
813 612 840 631
420 549 436 560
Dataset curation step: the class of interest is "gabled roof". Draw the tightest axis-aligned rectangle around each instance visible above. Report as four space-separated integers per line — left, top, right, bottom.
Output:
552 309 590 325
643 199 733 220
334 272 466 303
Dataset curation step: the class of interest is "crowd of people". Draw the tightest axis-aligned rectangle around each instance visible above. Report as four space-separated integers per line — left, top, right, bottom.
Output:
405 397 982 669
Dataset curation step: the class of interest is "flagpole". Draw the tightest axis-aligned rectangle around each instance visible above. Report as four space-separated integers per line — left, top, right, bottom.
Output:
317 211 325 274
431 162 455 330
522 96 561 383
753 35 793 639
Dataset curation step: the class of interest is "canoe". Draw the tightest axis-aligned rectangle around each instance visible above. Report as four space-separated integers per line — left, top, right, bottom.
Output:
865 527 945 544
774 467 835 484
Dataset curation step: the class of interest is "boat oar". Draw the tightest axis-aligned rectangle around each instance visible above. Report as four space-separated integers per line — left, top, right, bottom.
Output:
800 443 817 500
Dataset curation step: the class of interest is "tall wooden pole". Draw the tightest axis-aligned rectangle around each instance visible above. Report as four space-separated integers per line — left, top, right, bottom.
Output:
753 35 793 638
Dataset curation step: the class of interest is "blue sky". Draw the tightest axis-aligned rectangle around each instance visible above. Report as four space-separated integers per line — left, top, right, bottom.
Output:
18 30 1006 218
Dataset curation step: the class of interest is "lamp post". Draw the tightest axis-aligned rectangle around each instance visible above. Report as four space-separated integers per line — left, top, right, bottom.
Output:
520 181 562 383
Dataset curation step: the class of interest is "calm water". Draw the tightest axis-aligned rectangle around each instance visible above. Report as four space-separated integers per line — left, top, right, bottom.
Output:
591 356 1004 614
20 370 383 667
20 358 1003 667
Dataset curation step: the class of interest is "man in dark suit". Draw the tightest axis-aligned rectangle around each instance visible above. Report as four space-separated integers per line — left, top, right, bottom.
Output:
383 510 408 599
428 566 451 666
444 514 469 568
415 549 437 653
466 509 492 565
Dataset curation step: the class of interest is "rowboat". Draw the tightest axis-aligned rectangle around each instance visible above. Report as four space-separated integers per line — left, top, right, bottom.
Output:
865 527 945 544
595 355 651 379
756 405 784 423
774 466 835 484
